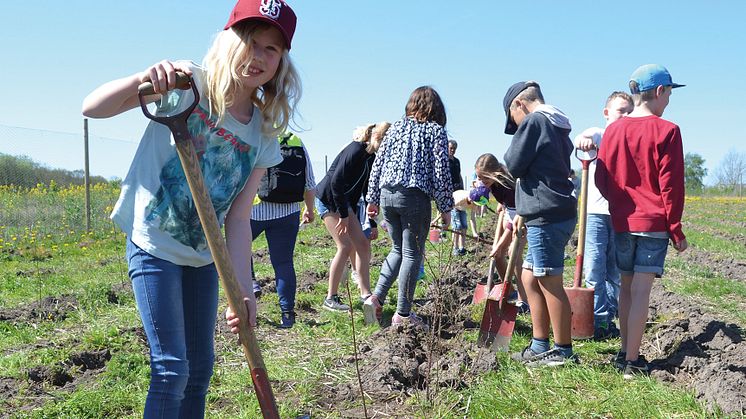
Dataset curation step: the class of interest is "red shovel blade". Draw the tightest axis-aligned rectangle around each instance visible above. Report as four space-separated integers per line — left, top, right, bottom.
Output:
472 281 490 305
566 286 595 339
477 283 518 352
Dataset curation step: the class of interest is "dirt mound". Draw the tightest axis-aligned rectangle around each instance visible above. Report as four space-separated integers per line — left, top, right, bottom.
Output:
0 295 79 323
645 283 746 415
256 269 324 296
106 281 132 304
318 264 497 415
324 324 497 414
320 251 745 416
26 349 111 388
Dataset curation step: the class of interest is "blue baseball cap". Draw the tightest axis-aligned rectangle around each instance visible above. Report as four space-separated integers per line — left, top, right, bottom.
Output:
630 64 685 93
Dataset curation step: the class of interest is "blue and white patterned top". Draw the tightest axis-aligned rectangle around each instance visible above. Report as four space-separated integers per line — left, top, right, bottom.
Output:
366 116 454 213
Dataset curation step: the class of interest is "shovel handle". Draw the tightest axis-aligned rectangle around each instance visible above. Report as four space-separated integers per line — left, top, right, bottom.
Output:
485 208 505 290
172 139 280 418
575 147 598 168
499 216 525 309
574 152 592 288
138 71 192 95
485 258 496 292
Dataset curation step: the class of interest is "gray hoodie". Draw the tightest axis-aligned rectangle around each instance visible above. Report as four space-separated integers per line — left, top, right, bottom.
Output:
503 104 577 225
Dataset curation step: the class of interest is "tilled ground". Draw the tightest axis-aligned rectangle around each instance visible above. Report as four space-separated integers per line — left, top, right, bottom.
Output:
312 243 746 416
646 283 746 415
2 229 745 416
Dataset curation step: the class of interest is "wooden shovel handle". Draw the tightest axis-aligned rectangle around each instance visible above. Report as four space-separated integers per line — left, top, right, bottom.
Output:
485 208 505 291
138 71 192 95
172 139 279 418
574 159 591 288
499 216 525 309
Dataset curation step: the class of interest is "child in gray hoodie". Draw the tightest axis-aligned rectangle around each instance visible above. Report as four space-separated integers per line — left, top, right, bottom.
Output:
502 81 578 366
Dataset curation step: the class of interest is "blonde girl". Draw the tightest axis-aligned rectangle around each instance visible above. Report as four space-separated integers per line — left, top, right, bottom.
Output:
81 0 300 415
315 122 390 316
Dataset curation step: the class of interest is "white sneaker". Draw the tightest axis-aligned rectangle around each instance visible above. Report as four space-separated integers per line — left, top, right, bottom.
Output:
362 295 382 325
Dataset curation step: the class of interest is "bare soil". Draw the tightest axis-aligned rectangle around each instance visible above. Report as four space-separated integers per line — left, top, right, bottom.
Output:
317 240 746 416
2 227 744 416
646 283 746 415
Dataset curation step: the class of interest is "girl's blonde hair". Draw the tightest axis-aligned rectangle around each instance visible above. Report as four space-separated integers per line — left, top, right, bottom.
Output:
475 153 515 190
202 21 301 137
352 121 391 154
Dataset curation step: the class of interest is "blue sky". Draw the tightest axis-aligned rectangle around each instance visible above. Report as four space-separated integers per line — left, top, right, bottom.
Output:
1 1 744 183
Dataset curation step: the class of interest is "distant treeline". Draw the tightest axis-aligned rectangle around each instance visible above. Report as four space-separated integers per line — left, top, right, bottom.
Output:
0 153 110 188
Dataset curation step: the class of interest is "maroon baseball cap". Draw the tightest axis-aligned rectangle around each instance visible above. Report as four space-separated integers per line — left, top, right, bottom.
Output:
224 0 297 50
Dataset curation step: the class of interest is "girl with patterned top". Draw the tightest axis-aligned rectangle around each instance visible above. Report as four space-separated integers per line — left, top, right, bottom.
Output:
81 0 300 415
364 86 454 328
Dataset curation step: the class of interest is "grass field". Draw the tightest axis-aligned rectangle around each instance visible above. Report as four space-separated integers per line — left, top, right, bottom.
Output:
1 184 744 417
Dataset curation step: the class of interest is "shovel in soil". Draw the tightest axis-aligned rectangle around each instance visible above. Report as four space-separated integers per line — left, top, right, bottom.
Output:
473 259 497 305
473 208 505 304
477 216 525 352
138 73 280 418
565 148 596 340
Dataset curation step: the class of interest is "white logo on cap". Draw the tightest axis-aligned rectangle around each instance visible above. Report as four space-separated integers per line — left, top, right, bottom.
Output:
260 0 282 20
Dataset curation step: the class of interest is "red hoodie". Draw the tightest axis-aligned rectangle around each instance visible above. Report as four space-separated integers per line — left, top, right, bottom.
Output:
595 115 686 244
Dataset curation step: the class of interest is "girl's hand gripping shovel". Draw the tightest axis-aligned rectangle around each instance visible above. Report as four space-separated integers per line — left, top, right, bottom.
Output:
138 73 280 419
565 148 596 340
477 216 525 352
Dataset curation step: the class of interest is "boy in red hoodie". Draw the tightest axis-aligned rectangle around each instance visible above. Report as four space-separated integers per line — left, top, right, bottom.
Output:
596 64 689 379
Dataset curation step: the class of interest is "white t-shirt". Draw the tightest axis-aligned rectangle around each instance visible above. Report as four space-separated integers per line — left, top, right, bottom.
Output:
575 127 608 215
111 62 282 267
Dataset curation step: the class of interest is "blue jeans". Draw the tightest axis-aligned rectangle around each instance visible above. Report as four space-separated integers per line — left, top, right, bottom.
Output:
373 186 431 316
615 232 669 277
522 218 576 277
583 214 620 328
126 239 218 419
250 212 300 313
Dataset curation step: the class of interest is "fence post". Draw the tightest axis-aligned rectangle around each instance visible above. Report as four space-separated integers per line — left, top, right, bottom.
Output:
84 118 91 232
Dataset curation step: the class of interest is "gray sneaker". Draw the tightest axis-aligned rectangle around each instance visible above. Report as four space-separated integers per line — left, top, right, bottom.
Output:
511 346 542 363
525 348 579 368
613 351 627 371
322 295 349 312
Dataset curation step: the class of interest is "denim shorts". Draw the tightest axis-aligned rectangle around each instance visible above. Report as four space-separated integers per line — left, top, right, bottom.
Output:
615 232 669 277
315 197 354 220
451 209 468 231
315 197 331 219
522 217 576 277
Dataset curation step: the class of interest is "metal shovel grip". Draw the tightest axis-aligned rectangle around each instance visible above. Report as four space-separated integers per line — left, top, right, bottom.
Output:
137 74 279 418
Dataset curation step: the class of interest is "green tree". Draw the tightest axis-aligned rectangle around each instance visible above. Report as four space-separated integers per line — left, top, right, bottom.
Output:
684 153 707 195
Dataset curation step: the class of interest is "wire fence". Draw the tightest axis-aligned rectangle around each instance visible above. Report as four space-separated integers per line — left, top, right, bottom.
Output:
0 122 330 245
